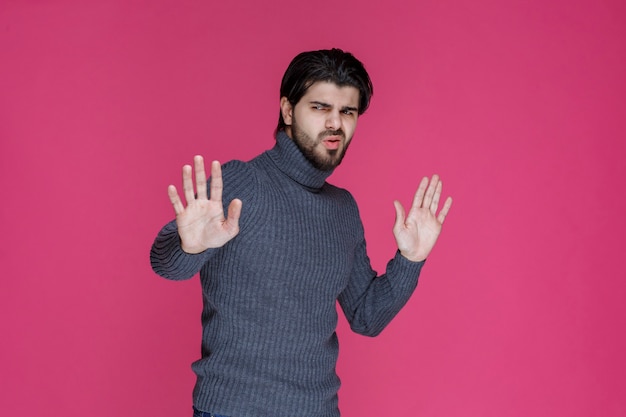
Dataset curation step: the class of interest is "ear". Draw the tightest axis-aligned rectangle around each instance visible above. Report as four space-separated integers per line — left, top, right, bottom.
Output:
280 97 293 126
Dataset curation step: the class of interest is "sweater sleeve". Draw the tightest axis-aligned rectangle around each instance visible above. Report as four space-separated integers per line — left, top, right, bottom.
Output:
337 228 425 337
149 220 221 280
149 159 254 281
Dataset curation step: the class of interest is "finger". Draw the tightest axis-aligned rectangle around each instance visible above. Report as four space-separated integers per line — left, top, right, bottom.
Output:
393 200 406 231
422 174 439 210
167 185 185 215
182 164 195 204
410 177 429 214
226 198 243 228
194 155 208 200
430 180 442 215
437 197 453 224
209 160 223 202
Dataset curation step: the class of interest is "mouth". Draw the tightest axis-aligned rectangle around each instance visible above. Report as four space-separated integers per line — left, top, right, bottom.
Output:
321 135 343 150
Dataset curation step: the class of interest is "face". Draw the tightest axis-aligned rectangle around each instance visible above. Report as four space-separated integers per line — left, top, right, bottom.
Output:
281 81 360 171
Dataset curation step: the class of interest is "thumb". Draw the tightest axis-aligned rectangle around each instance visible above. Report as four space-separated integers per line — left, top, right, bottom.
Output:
226 198 242 225
393 200 406 233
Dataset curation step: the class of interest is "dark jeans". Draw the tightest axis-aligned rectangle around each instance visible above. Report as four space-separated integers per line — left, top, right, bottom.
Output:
193 406 230 417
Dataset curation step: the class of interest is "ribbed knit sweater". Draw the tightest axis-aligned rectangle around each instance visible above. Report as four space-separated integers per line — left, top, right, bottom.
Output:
150 131 424 417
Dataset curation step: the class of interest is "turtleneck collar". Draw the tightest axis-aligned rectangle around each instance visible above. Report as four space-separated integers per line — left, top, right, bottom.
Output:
266 131 335 190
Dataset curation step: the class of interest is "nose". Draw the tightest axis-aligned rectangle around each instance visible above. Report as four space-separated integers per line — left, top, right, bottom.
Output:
325 110 341 131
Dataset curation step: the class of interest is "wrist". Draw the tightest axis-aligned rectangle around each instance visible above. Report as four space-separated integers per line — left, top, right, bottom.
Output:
399 250 426 263
180 238 208 255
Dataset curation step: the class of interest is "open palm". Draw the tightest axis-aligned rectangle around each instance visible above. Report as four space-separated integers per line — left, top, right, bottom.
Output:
393 175 452 262
168 156 242 254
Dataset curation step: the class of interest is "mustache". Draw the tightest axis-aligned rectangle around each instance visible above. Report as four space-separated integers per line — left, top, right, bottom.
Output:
319 129 345 140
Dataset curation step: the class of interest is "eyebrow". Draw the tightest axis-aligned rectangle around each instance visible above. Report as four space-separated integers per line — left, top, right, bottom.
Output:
310 101 359 112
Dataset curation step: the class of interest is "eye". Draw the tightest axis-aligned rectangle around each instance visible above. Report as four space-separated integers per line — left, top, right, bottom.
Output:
313 104 325 110
342 109 354 116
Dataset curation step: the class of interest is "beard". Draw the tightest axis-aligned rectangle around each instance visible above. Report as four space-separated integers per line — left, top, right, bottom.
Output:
290 115 351 171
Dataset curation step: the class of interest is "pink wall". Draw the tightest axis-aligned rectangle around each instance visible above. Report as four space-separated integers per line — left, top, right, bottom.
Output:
2 1 625 416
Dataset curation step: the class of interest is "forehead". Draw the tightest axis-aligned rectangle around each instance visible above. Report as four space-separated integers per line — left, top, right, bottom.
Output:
300 81 360 107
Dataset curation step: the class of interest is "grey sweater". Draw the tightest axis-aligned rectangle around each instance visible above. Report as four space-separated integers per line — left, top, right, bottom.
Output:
150 132 424 417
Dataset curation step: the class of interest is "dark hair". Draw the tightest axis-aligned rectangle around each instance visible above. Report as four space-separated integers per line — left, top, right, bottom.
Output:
276 48 374 134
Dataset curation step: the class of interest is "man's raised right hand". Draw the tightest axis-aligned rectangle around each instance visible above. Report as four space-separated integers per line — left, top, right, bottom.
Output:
167 156 242 254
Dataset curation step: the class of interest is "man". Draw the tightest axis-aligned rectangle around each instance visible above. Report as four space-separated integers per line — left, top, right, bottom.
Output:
150 48 452 417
